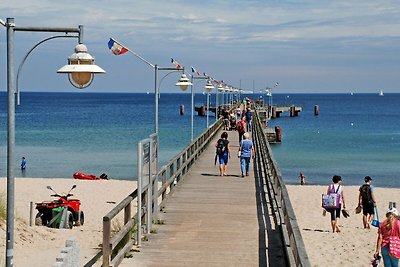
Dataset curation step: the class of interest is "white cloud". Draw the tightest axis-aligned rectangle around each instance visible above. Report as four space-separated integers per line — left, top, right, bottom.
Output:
1 0 400 92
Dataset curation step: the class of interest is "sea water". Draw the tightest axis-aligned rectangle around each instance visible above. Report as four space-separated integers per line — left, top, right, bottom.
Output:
267 93 400 187
1 92 399 188
0 92 213 180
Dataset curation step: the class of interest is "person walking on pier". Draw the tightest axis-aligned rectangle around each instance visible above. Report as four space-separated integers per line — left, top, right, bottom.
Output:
215 131 231 176
245 107 253 132
236 116 247 144
238 132 255 177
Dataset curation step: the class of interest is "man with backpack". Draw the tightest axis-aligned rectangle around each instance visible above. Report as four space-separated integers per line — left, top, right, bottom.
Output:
215 131 231 176
236 116 247 144
357 176 377 229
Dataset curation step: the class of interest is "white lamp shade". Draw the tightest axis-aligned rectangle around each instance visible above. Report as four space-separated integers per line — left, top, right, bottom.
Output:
57 43 105 89
175 73 193 91
205 80 214 92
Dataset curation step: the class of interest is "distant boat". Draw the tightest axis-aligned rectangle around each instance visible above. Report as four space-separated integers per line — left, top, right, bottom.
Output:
379 90 384 96
350 92 354 96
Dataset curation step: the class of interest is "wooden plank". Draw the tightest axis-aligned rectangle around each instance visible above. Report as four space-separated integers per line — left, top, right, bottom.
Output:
119 129 286 267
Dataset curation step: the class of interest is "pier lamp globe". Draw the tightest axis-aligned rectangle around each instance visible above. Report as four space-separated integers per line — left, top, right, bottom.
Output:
205 79 214 92
57 43 106 89
217 84 224 92
175 73 192 91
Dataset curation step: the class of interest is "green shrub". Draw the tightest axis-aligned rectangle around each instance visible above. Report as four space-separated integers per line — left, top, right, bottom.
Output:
0 192 6 222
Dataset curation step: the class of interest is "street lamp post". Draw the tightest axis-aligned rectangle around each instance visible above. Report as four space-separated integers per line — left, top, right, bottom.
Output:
217 84 224 120
205 80 215 128
1 17 104 267
184 73 211 141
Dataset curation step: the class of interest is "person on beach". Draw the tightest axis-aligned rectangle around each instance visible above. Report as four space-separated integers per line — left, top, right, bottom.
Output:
215 131 231 176
236 116 247 144
244 107 253 132
222 108 230 130
238 132 255 177
21 156 27 170
357 176 377 229
299 172 306 185
374 207 400 267
326 175 346 233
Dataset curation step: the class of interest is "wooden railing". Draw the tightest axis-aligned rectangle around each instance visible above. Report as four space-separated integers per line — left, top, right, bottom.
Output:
101 113 227 266
252 111 311 267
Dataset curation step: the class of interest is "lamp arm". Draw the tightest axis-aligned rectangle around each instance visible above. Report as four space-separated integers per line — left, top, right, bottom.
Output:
158 70 181 92
16 35 78 105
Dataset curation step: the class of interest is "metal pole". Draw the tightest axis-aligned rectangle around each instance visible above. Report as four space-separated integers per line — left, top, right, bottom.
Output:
2 19 82 267
154 65 158 135
206 92 210 127
6 17 15 267
190 76 194 141
215 87 218 122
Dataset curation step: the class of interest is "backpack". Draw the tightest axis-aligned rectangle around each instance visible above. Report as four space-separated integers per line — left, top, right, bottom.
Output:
216 139 226 155
237 121 245 133
360 184 372 203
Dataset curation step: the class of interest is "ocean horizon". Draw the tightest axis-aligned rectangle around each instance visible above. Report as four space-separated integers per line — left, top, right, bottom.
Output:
1 92 399 188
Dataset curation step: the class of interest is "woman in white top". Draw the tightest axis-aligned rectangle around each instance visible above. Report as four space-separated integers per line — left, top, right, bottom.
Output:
326 175 346 233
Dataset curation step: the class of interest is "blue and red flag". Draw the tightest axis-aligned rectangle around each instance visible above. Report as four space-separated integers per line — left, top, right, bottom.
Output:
171 58 182 69
108 38 128 55
191 66 201 76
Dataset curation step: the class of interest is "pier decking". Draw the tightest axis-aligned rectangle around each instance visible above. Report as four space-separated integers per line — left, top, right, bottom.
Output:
100 109 310 267
119 130 285 267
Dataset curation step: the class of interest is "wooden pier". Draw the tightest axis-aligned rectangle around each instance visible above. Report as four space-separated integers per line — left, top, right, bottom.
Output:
98 107 310 267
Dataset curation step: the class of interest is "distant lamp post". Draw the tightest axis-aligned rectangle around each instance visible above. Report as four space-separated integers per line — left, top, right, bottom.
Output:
217 83 224 119
57 43 105 88
1 17 104 267
205 80 215 127
181 72 209 141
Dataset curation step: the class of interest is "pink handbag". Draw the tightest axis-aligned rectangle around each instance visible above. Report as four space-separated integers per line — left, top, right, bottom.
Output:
388 221 400 259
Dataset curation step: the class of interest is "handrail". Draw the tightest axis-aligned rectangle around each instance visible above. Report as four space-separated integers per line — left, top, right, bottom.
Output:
101 103 238 267
252 111 311 267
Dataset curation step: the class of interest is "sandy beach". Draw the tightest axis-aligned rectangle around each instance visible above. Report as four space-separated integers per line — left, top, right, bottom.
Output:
0 177 137 267
287 185 400 267
1 178 399 266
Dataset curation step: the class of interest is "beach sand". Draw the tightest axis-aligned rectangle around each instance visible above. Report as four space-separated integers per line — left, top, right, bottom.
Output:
1 179 399 267
287 185 400 267
0 177 137 267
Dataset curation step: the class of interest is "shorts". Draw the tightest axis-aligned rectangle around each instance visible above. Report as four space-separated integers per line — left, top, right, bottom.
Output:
329 205 341 220
362 201 375 216
218 153 228 165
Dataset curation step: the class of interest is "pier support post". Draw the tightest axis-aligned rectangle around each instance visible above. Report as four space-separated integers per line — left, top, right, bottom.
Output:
275 126 282 142
180 104 184 115
272 106 277 119
199 105 206 116
290 106 295 117
314 105 319 116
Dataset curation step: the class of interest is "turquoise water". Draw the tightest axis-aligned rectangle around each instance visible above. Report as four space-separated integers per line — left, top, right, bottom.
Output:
267 93 400 187
0 92 215 180
1 92 399 188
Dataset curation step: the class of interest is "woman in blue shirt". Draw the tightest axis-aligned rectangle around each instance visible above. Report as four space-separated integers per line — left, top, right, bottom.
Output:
238 132 254 177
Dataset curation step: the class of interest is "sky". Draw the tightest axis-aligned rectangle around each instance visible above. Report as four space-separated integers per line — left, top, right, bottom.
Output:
1 0 400 94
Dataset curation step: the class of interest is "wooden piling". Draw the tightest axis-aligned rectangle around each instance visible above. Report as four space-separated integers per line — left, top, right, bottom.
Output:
200 106 206 116
180 104 184 115
290 106 295 117
275 126 282 142
272 106 277 119
314 105 319 116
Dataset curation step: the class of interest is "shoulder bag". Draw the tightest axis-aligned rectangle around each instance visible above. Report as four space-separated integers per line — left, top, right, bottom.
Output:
388 220 400 259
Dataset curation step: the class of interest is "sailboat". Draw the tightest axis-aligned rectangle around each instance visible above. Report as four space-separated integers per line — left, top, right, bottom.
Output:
379 90 384 96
